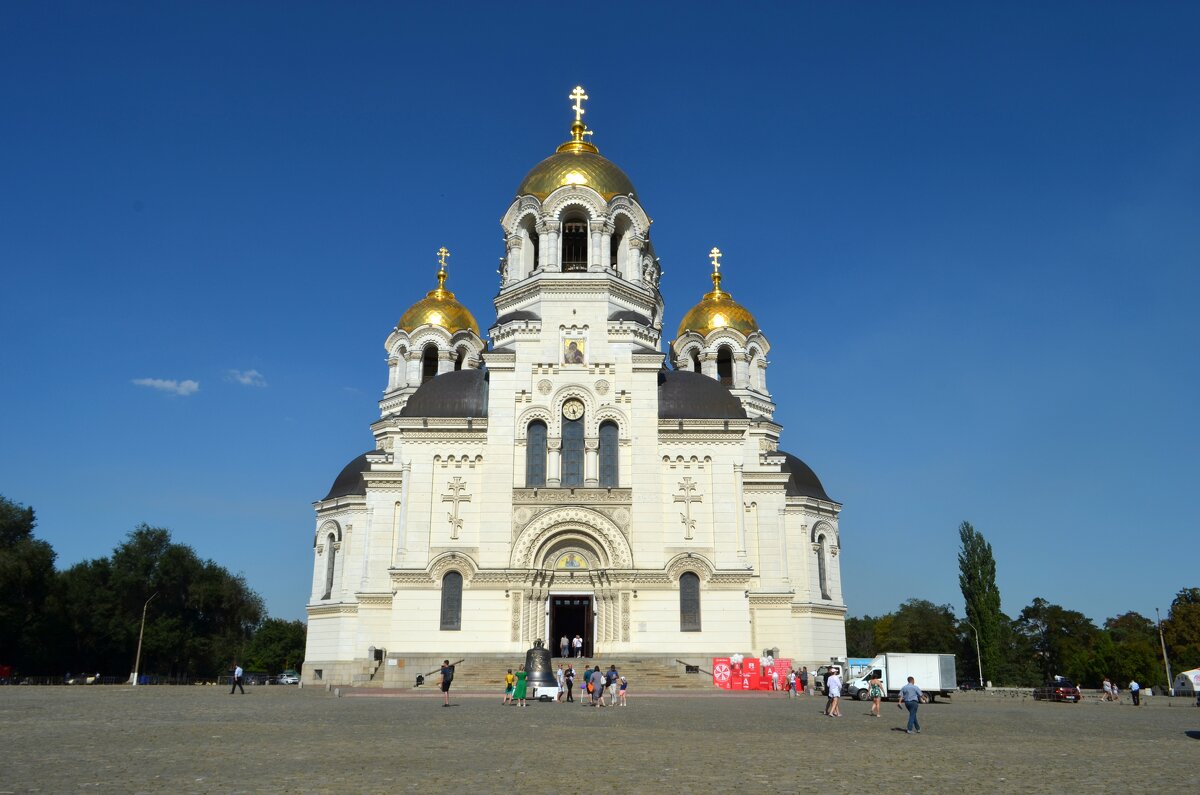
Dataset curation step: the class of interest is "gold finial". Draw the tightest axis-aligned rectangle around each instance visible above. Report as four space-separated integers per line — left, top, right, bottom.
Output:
557 86 599 154
569 85 588 123
709 247 724 292
436 246 450 289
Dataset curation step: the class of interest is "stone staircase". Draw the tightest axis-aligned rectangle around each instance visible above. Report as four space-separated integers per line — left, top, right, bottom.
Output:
350 654 719 691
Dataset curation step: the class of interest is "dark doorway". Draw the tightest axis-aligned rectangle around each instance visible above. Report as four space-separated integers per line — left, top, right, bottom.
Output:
549 595 593 658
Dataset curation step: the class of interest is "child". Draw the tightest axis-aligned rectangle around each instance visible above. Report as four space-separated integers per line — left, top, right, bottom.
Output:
503 669 515 705
618 676 628 706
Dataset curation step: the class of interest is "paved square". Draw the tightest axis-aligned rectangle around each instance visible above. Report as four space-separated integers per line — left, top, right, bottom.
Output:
1 687 1196 792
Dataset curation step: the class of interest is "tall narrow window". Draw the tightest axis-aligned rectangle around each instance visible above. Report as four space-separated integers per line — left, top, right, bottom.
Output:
323 534 337 600
817 535 831 600
717 346 733 386
562 219 588 272
421 344 439 383
440 571 463 630
690 351 701 373
454 348 466 371
561 416 584 486
526 421 547 487
598 421 618 487
680 572 701 631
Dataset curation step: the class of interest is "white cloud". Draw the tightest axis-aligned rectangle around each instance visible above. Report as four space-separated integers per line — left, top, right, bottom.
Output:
225 369 267 388
132 378 200 396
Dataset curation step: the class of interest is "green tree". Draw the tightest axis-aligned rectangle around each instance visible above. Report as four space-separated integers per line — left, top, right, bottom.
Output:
243 619 307 673
957 521 1002 687
844 615 876 658
1163 587 1200 672
0 496 57 672
54 525 265 678
1014 597 1099 683
1102 612 1160 687
876 599 959 653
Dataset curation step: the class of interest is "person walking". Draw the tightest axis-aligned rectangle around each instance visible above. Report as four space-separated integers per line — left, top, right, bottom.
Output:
513 664 528 707
787 669 797 699
618 676 628 706
230 662 245 695
1129 680 1140 706
606 665 620 705
564 664 575 702
560 635 569 659
556 664 566 703
592 666 605 707
826 667 842 717
581 666 593 706
503 669 515 705
770 667 780 692
900 676 922 733
439 660 454 707
800 666 809 695
573 635 583 658
868 674 884 717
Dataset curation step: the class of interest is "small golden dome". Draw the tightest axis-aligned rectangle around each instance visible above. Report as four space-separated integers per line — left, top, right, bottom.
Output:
397 248 480 336
676 248 759 338
517 89 636 201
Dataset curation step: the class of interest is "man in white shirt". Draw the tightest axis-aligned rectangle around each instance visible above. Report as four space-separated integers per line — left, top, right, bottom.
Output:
230 662 245 695
825 668 842 717
1129 680 1141 706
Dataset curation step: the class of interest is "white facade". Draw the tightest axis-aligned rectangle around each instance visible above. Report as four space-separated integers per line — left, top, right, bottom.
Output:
303 105 847 685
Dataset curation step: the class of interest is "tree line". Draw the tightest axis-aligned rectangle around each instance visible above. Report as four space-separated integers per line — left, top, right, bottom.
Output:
0 495 305 680
845 522 1198 690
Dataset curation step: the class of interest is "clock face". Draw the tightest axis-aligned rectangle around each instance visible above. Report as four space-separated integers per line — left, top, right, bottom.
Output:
563 399 584 420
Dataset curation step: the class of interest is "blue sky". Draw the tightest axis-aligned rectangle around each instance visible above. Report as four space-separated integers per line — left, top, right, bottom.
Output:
2 2 1197 624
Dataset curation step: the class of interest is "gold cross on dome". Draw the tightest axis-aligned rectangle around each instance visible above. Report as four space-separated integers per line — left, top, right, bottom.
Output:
709 247 723 272
569 86 589 123
437 246 450 268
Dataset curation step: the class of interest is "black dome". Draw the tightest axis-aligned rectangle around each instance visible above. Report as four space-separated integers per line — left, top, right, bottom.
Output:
323 451 372 500
609 310 650 325
780 451 832 501
400 369 489 418
496 310 540 325
657 370 746 420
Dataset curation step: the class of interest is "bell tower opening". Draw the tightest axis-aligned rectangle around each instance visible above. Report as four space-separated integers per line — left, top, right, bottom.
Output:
421 344 439 383
717 345 734 386
561 215 588 272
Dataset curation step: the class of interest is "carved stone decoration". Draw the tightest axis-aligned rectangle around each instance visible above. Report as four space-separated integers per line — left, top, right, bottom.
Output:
510 506 634 569
511 591 522 641
594 379 610 395
442 477 471 540
537 379 553 395
610 507 630 528
674 477 702 540
621 591 631 641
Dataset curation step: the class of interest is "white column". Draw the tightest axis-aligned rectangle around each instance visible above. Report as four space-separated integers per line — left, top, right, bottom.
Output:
395 462 411 562
778 508 790 583
437 350 454 375
584 439 598 487
547 438 561 487
598 222 614 273
734 464 748 556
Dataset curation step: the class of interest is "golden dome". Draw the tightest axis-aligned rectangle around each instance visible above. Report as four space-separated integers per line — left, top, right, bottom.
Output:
676 248 759 338
517 93 636 201
397 248 480 336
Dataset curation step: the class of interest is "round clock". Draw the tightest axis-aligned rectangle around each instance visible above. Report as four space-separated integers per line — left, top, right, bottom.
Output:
562 399 584 420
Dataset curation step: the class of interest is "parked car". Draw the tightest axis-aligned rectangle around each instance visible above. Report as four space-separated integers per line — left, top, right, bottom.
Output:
1033 679 1080 702
277 670 300 685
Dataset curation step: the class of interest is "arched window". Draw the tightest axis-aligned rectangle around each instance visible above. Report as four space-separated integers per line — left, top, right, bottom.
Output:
561 415 584 487
421 344 439 383
322 534 337 600
525 421 547 487
680 572 701 631
690 350 701 373
716 345 733 386
561 217 588 272
817 535 831 600
440 571 463 630
454 348 466 371
598 421 618 487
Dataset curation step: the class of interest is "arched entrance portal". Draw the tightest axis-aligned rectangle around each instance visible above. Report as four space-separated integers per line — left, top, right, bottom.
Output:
543 541 599 658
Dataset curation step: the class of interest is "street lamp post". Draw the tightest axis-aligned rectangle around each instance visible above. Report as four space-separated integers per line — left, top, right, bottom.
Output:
1155 607 1173 696
130 592 159 687
965 620 984 689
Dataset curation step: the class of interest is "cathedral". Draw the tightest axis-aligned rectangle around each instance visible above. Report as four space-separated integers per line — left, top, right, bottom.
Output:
303 88 847 685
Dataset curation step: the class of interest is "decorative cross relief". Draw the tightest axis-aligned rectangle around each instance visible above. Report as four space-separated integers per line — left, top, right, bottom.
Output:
674 477 702 540
442 477 471 540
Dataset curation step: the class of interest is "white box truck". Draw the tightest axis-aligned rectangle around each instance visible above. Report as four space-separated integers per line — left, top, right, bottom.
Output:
845 653 957 702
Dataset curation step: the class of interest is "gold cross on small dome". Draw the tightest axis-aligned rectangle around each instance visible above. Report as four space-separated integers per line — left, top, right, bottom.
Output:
569 86 588 123
709 247 723 272
437 246 450 268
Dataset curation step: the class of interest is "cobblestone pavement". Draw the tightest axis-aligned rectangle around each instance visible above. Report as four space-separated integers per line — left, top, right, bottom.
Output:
1 686 1197 793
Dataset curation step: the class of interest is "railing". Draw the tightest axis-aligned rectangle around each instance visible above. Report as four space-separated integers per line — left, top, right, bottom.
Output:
675 659 711 676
